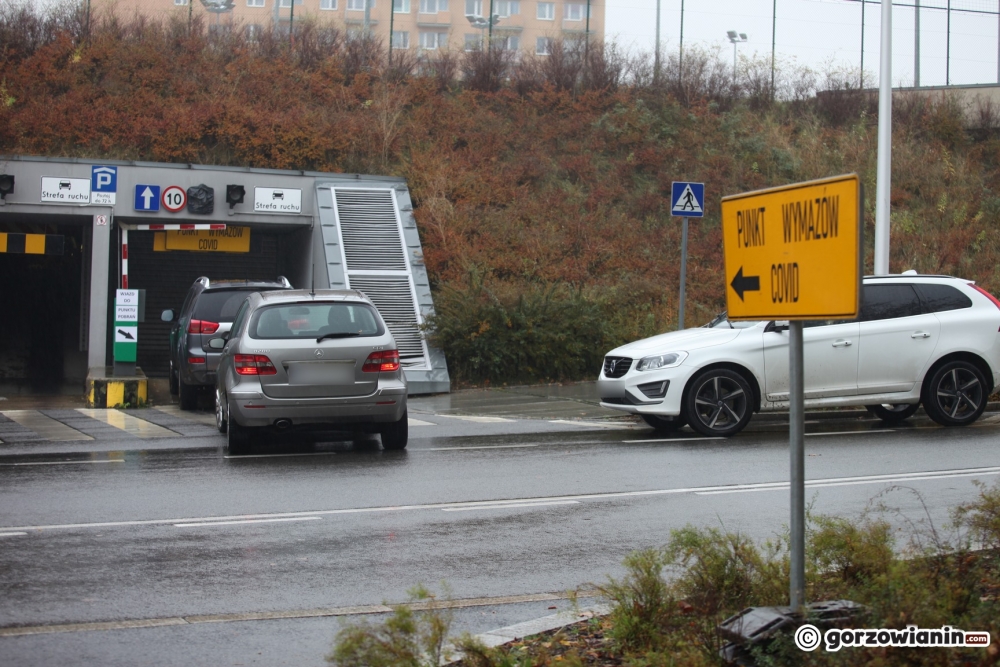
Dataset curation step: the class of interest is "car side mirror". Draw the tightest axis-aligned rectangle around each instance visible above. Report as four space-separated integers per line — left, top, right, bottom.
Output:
161 309 175 323
768 320 790 333
208 337 226 350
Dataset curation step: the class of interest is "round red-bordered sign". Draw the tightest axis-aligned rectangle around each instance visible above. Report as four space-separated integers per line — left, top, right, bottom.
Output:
162 185 187 213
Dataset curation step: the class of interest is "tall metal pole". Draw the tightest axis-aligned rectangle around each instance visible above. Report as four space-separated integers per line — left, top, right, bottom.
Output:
874 0 892 275
585 0 591 58
488 0 495 43
733 42 738 89
789 321 805 613
860 0 865 88
678 218 689 330
654 0 661 84
679 0 685 85
771 0 777 97
946 0 951 85
364 0 371 34
389 0 395 68
914 0 920 87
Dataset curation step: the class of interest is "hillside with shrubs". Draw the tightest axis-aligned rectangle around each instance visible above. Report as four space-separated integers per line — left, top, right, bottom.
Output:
4 2 1000 385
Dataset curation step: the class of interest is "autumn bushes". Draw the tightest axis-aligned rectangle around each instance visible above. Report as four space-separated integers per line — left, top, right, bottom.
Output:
4 3 1000 385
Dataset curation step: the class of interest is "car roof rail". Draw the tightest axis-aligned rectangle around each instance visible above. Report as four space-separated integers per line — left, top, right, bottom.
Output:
196 276 211 289
278 276 292 288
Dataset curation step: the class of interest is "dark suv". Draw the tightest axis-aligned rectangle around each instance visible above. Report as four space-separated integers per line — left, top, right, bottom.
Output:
162 276 293 409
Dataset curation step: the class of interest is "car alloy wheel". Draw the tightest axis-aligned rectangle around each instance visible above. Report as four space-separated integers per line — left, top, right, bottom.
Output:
923 361 987 427
866 403 920 423
215 389 227 433
684 369 753 437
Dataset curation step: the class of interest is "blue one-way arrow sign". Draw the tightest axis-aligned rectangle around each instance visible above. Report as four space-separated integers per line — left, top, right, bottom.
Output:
134 184 161 212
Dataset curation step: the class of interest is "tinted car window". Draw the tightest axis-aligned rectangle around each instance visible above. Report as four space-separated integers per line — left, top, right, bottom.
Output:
250 303 383 339
193 290 257 321
859 284 922 321
230 299 251 336
914 284 973 313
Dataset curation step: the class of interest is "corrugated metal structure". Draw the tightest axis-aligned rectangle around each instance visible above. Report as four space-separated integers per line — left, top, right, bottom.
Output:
0 156 450 395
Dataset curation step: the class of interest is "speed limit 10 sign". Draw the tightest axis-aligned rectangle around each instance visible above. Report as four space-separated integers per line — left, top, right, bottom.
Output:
161 185 187 213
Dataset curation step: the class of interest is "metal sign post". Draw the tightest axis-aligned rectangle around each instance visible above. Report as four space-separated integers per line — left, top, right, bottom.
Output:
720 174 862 615
671 182 705 330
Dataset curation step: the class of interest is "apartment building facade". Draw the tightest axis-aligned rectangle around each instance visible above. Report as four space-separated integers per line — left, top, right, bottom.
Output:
93 0 605 57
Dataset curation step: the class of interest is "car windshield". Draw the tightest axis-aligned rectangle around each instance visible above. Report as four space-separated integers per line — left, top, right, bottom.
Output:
701 312 762 330
250 303 382 339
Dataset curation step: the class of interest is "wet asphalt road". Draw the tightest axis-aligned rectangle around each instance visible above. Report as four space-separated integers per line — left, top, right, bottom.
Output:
2 400 999 666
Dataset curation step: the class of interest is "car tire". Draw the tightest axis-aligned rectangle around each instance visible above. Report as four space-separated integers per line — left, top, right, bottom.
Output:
683 368 753 437
866 403 920 423
215 389 227 434
169 361 179 396
178 378 198 411
226 400 252 455
641 414 687 432
922 360 987 427
380 410 408 450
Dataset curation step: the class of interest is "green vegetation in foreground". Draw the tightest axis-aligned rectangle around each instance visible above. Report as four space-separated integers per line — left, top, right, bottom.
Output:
329 482 1000 666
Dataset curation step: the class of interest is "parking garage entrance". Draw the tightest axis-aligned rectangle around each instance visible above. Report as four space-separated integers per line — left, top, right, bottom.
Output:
0 215 89 393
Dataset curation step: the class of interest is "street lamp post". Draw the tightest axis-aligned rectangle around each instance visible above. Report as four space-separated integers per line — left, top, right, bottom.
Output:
466 13 499 48
727 30 748 89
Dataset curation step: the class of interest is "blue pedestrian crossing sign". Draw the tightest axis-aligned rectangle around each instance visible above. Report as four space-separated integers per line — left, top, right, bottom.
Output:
671 181 705 217
134 184 161 212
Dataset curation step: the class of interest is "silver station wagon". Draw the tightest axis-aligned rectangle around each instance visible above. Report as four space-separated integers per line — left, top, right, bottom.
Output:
210 289 408 455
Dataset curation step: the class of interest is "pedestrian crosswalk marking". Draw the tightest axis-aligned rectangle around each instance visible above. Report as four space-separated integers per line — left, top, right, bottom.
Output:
75 409 178 438
1 410 94 442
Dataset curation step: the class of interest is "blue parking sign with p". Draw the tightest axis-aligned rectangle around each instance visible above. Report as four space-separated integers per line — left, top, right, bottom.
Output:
92 165 117 192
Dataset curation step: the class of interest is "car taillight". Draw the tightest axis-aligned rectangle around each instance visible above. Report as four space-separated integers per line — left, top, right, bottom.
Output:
362 350 400 373
188 356 206 365
188 319 220 334
969 283 1000 311
234 354 277 376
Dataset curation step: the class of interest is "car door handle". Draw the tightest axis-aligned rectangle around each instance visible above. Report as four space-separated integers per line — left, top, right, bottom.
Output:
911 332 931 339
831 339 853 347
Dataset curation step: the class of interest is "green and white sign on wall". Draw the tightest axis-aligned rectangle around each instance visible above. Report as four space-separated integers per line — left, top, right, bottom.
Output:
114 289 139 365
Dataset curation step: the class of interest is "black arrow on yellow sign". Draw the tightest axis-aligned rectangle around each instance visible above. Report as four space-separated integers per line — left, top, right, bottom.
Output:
730 267 761 301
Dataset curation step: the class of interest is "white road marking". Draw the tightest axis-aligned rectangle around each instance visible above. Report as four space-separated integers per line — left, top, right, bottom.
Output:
549 420 637 429
805 429 895 437
408 417 436 426
0 460 124 467
75 409 178 438
442 500 580 512
421 444 540 451
695 467 1000 495
436 415 515 423
622 436 726 443
223 451 341 460
6 465 999 534
0 532 27 537
1 410 94 441
174 517 322 527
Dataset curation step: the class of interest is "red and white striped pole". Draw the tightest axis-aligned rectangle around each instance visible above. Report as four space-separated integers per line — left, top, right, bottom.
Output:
121 227 128 289
118 224 226 289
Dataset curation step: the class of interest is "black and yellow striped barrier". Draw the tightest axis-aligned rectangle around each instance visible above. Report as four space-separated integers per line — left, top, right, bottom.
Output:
0 233 64 255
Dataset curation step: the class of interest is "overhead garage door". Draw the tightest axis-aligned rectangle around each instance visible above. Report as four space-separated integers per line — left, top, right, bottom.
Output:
127 230 280 376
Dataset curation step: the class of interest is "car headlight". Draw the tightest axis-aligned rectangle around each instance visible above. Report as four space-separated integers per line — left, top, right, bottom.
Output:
636 352 687 371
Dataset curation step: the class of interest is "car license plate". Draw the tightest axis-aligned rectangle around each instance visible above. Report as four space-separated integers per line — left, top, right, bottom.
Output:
286 361 354 385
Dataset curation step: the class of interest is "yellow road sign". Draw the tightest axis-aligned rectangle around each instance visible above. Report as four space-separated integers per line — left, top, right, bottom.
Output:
721 174 862 320
156 227 251 253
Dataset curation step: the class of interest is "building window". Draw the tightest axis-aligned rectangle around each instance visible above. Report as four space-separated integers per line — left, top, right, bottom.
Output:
536 36 551 54
464 0 481 14
247 0 264 6
392 31 410 48
320 0 337 8
279 0 304 6
393 0 410 11
347 0 373 10
419 0 447 13
536 2 553 20
174 0 188 5
420 30 447 49
495 0 518 16
564 2 586 20
500 34 519 50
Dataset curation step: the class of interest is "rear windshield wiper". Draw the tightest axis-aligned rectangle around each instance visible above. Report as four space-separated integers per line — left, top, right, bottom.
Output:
316 332 362 342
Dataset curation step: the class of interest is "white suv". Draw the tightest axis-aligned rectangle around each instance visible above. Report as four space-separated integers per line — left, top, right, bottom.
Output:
598 275 1000 437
